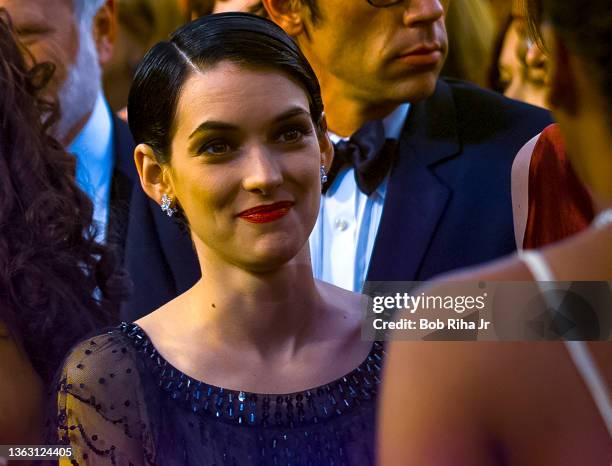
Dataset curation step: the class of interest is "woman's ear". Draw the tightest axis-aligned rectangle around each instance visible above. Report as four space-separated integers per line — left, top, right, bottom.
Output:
317 114 333 171
134 143 173 205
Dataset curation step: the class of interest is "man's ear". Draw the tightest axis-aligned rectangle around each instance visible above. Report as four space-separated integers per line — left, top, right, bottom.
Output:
317 114 333 171
134 144 174 206
262 0 304 37
545 28 578 116
92 0 117 67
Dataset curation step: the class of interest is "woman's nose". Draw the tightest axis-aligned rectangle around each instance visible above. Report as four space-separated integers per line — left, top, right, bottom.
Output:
241 145 283 195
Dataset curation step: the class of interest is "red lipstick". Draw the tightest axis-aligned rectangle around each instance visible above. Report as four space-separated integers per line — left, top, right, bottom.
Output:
237 201 294 224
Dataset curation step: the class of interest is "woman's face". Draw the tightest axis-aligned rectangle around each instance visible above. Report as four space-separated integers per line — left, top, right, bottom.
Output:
166 61 330 272
498 17 549 109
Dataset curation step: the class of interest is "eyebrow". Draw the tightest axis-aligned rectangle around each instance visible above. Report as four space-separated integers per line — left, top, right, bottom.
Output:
187 106 311 141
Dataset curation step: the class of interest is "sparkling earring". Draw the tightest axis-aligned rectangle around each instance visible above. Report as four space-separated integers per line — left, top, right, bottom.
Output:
161 194 177 217
320 165 328 184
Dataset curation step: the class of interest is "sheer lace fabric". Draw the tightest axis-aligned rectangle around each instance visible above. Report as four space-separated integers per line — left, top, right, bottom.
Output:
54 323 383 465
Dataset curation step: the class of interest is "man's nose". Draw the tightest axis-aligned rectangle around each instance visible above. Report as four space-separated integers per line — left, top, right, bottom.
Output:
402 0 445 26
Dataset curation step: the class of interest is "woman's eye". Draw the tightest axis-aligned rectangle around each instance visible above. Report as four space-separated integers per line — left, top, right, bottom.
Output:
201 142 232 155
278 129 303 143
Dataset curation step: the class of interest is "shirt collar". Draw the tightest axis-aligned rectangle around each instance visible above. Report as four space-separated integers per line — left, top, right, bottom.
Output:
328 103 410 143
326 103 410 199
68 91 113 163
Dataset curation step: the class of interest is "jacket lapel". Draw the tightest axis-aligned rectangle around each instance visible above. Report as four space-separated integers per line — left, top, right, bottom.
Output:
367 80 460 282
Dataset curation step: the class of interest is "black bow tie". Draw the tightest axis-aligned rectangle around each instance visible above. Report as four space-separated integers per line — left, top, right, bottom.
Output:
322 119 398 195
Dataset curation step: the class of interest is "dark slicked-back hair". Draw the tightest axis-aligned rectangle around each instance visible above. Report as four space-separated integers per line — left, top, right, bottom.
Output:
128 12 323 164
0 9 127 383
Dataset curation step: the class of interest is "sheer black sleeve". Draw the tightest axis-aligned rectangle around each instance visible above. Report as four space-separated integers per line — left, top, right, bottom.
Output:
55 331 155 465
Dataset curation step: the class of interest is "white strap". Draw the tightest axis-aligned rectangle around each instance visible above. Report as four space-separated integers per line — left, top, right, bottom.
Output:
518 250 612 436
518 250 556 281
565 341 612 437
519 250 564 309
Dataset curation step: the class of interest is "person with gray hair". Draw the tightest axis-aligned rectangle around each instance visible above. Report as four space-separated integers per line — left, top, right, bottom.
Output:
1 0 137 248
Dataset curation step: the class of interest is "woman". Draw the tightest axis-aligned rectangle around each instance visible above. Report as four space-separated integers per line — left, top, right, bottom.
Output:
510 0 594 249
55 13 381 466
379 0 611 464
512 123 594 249
490 0 548 108
0 9 126 446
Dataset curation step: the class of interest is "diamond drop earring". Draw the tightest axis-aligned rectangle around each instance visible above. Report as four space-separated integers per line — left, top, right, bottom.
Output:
160 194 177 217
320 165 328 184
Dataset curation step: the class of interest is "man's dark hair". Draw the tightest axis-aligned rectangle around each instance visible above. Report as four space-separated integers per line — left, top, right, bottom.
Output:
128 12 324 164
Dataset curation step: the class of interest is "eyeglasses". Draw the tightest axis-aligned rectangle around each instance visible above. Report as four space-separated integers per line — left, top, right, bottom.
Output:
366 0 403 7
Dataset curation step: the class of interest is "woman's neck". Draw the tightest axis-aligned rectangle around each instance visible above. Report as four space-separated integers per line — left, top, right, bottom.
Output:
183 245 325 357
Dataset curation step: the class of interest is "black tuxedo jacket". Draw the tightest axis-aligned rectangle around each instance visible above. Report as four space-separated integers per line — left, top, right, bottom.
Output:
107 116 138 258
121 79 552 321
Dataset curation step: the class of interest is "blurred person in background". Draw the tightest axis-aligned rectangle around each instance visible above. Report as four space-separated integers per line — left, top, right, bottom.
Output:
107 0 261 114
213 0 261 14
512 125 594 250
441 0 496 87
0 0 137 251
487 0 512 30
180 0 260 19
511 0 594 250
490 0 548 108
0 8 127 448
104 0 184 116
380 0 612 463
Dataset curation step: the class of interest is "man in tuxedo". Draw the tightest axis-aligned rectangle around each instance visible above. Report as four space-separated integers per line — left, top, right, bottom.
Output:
122 0 551 320
2 0 136 249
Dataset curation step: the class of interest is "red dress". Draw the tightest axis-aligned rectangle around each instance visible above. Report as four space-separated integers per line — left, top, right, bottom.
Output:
523 124 594 249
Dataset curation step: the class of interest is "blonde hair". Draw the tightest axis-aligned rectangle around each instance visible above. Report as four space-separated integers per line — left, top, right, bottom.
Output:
443 0 496 87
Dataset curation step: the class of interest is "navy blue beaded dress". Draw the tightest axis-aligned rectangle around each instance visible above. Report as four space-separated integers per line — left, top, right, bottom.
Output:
54 323 384 466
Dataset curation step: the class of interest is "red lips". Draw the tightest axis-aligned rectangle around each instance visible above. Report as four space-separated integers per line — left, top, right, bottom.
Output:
237 201 294 224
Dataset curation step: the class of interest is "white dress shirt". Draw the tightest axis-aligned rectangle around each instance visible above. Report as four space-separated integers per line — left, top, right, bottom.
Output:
309 103 410 291
68 91 115 243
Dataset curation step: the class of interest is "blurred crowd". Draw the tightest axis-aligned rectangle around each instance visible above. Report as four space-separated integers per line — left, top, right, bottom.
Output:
0 0 610 465
105 0 549 114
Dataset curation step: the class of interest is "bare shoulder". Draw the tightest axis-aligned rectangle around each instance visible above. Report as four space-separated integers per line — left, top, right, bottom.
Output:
544 226 612 280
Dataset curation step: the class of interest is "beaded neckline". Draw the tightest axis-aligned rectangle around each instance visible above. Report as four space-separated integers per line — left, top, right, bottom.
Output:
118 322 384 427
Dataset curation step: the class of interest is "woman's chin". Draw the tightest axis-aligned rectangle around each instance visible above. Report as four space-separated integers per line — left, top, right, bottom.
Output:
237 236 306 273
